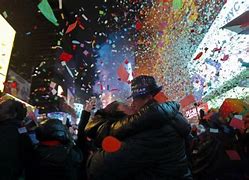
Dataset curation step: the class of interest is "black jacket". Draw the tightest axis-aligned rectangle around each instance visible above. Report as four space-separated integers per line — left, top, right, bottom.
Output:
27 120 83 180
0 120 33 180
84 110 127 149
87 101 192 180
28 144 83 180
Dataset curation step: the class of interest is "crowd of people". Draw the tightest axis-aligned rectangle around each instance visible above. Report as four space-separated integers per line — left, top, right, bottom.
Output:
0 75 248 180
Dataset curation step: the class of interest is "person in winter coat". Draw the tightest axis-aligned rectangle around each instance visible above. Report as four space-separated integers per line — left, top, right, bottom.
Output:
0 99 33 180
87 75 192 180
84 100 134 149
27 119 83 180
76 98 134 179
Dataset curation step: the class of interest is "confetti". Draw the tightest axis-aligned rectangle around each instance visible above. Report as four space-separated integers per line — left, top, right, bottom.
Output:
102 136 122 153
193 52 203 60
38 0 59 26
59 52 73 62
66 20 78 34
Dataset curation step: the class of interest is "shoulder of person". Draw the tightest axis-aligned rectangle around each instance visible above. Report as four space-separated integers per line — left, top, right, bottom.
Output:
146 101 180 112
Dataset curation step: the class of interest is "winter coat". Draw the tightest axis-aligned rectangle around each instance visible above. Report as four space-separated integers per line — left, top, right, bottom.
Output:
0 120 33 180
191 117 249 180
28 143 83 180
84 110 127 149
27 119 83 180
87 101 192 180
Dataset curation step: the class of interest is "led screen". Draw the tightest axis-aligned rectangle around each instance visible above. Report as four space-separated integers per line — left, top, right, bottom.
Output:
188 0 249 101
0 15 16 91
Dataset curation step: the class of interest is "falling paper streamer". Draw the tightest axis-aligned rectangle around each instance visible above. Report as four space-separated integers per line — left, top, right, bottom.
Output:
2 11 8 18
38 0 59 26
193 52 203 60
72 40 80 44
59 52 73 62
221 54 229 61
173 0 183 10
65 64 74 78
59 0 62 9
66 21 78 34
82 14 88 21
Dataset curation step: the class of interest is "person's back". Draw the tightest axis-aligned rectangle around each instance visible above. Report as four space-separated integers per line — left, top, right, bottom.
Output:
33 143 81 180
0 99 31 180
29 119 83 180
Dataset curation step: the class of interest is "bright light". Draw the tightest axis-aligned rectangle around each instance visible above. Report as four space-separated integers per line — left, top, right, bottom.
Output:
1 93 35 111
207 87 249 109
188 0 249 101
0 15 16 91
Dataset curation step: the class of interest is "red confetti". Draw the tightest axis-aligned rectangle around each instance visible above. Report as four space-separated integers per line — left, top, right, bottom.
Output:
212 47 222 52
221 54 229 61
66 21 78 34
102 136 122 153
136 21 142 30
124 59 129 64
11 81 17 88
100 84 103 91
110 88 119 92
59 52 73 62
193 52 203 60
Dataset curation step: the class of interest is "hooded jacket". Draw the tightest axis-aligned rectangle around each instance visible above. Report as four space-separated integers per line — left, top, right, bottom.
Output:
87 101 192 180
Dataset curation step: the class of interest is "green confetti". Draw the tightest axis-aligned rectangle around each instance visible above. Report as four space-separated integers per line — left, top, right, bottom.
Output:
99 10 105 15
173 0 183 10
38 0 59 26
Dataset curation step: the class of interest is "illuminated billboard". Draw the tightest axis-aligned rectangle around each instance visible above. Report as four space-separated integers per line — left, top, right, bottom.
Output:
188 0 249 101
0 15 16 92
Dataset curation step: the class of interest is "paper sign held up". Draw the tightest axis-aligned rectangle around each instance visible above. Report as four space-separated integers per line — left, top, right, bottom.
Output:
229 118 245 129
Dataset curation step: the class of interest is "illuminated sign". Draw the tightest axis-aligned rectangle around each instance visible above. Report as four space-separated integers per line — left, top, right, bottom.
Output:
185 103 209 119
0 15 16 91
188 0 249 101
7 70 31 102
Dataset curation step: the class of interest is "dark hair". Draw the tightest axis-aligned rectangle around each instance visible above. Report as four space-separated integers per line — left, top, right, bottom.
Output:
0 99 27 122
102 101 127 118
103 101 121 114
